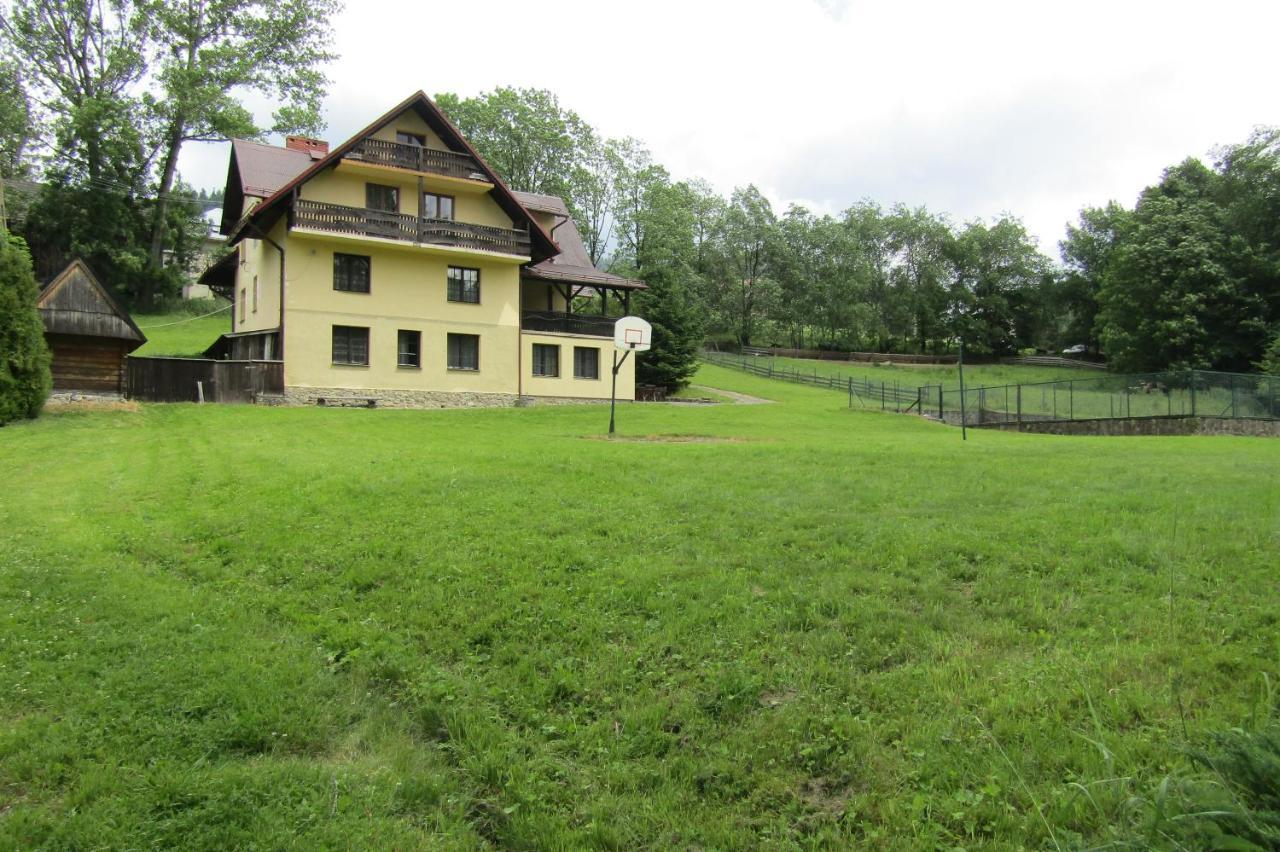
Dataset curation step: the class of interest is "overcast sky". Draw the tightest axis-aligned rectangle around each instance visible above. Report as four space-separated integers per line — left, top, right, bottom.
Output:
180 0 1280 256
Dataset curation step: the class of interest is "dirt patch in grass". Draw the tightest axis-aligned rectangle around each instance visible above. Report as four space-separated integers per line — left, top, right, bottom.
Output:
43 398 140 414
581 433 749 444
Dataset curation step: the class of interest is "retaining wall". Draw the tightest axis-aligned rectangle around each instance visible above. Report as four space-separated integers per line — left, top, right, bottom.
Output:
980 415 1280 438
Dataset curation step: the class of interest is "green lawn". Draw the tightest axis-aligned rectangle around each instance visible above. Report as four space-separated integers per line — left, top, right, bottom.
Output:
2 364 1277 847
133 304 231 357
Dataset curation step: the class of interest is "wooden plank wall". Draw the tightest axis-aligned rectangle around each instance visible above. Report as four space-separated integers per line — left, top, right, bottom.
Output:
47 334 128 393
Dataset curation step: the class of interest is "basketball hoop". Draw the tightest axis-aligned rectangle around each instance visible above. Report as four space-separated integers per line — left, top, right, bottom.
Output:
609 316 651 434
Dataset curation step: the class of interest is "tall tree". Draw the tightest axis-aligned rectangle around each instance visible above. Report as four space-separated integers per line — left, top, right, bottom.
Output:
1 0 150 185
885 204 951 352
1098 159 1266 372
1057 202 1129 353
437 87 592 201
719 185 777 346
143 0 339 268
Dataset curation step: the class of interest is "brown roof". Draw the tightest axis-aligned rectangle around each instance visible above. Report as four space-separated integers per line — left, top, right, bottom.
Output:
511 191 646 291
232 139 312 198
37 259 146 348
225 91 558 261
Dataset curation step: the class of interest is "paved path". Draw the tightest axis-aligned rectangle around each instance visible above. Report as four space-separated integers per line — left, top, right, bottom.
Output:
689 384 775 405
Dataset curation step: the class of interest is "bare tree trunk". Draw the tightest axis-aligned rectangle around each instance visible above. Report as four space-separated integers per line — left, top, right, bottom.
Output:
148 118 184 269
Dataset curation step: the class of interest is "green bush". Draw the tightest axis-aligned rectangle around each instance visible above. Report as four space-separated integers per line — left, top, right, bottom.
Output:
0 233 50 424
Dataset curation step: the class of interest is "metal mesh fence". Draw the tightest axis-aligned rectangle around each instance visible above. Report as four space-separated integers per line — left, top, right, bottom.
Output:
702 351 920 410
703 352 1280 427
921 370 1280 426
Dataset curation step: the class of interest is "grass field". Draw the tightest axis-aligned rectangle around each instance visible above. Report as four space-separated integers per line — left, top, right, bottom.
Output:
133 304 231 357
3 364 1278 847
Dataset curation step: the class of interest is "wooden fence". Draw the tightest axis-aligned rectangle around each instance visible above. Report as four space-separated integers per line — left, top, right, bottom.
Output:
125 357 283 403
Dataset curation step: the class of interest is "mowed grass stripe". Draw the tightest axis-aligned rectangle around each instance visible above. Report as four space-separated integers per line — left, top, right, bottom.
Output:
2 364 1277 847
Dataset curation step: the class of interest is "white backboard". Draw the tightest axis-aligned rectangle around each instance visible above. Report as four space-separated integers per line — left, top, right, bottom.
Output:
614 316 652 352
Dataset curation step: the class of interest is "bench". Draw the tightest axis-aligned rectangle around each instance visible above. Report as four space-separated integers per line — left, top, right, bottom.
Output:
313 396 378 408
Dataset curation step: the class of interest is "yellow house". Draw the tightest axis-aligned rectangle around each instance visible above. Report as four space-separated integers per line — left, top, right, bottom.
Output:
201 91 645 407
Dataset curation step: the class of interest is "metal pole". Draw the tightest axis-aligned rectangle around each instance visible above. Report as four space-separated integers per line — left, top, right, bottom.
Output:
1189 370 1196 416
1069 380 1074 420
957 338 968 441
609 350 618 434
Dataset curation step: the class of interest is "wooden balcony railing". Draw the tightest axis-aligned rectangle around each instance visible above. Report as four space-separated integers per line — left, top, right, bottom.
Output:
343 138 487 181
522 310 616 338
292 199 532 256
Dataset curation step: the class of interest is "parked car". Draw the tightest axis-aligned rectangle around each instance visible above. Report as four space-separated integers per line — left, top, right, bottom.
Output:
1062 344 1087 355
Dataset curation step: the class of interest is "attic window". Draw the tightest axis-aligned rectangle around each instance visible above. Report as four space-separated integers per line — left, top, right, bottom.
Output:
396 131 425 147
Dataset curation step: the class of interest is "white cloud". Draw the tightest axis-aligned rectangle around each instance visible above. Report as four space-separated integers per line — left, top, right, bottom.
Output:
180 0 1280 255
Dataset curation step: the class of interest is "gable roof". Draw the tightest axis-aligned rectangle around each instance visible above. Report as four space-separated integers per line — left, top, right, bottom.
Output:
37 259 146 348
218 141 313 234
512 191 646 291
225 91 558 261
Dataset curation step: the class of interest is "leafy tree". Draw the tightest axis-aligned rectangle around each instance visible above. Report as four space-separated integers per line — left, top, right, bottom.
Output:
143 0 340 268
885 204 951 352
0 58 31 180
438 88 592 201
1258 330 1280 376
1 0 150 185
1056 202 1128 353
0 232 50 423
719 185 777 347
1098 159 1267 372
947 217 1048 355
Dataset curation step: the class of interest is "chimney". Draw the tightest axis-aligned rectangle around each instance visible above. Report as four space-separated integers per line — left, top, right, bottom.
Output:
285 136 329 158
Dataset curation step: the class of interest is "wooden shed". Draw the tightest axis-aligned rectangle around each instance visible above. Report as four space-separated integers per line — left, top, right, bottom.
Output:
37 260 146 393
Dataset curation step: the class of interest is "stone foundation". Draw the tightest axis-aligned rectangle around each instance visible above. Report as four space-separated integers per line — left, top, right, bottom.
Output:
275 386 619 410
980 415 1280 438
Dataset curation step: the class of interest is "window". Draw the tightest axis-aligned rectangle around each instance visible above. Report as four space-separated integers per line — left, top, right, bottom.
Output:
396 131 425 146
238 287 246 323
366 183 399 212
333 253 371 293
532 344 560 377
397 330 421 368
422 192 454 220
447 266 480 303
252 274 258 313
332 325 369 365
574 346 600 380
447 333 479 371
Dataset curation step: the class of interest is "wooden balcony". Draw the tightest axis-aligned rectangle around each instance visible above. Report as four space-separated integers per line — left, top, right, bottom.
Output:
522 310 616 338
292 199 531 257
343 138 487 181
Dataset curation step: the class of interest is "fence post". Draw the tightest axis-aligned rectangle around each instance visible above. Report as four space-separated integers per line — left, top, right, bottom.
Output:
881 382 885 410
1189 370 1196 417
938 385 944 420
1069 380 1074 420
1053 384 1057 420
1230 375 1237 418
1016 384 1022 425
849 378 853 408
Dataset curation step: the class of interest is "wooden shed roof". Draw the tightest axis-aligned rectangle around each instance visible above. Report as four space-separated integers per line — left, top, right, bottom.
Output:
37 259 146 349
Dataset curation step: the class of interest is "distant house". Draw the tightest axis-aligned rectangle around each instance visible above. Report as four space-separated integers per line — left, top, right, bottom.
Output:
198 90 645 407
37 260 146 394
181 208 227 300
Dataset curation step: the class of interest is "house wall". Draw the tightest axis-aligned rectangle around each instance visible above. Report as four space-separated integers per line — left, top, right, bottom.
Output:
521 332 631 400
281 233 523 395
232 216 284 335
